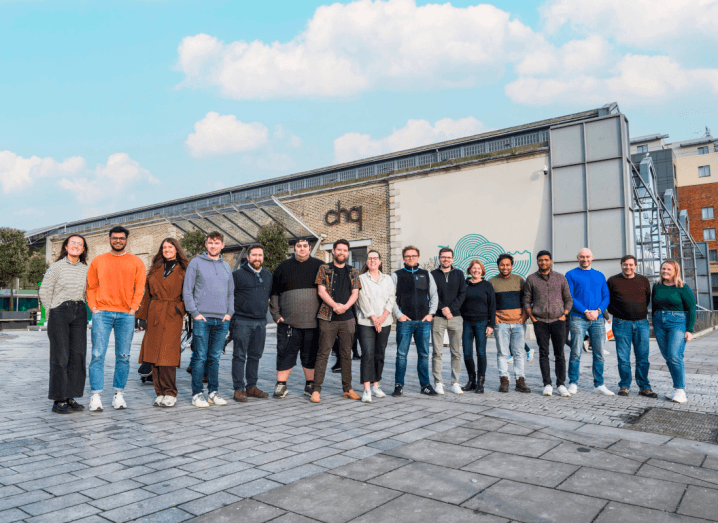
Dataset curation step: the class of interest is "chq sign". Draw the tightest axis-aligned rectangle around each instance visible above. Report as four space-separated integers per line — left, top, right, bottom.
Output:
324 201 363 231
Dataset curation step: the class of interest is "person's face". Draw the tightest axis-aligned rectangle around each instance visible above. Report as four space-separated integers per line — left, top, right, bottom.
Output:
295 241 310 260
403 249 419 266
660 263 676 282
366 253 381 270
109 233 127 252
439 251 453 269
206 238 224 257
248 248 264 269
66 236 85 258
162 242 177 261
469 263 483 279
621 258 636 278
333 244 349 264
577 249 593 268
537 255 552 272
498 258 513 277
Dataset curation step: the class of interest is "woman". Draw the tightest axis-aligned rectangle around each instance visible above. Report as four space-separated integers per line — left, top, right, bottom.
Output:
652 260 695 404
40 235 90 414
460 259 496 393
136 238 189 407
355 250 396 403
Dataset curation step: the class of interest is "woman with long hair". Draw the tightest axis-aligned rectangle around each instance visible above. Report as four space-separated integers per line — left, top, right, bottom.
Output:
652 260 696 404
39 234 90 414
460 259 495 393
136 237 189 407
355 250 395 402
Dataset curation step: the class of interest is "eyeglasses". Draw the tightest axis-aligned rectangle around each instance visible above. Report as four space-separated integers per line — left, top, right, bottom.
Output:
67 241 84 247
404 255 419 259
439 256 453 260
367 257 381 261
110 237 127 241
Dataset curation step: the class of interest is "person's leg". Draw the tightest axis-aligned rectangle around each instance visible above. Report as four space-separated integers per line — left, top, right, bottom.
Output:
415 321 432 387
533 321 552 387
461 321 476 388
152 364 163 396
394 321 413 386
375 327 390 385
664 314 687 389
338 320 355 393
475 321 488 379
358 324 376 387
431 317 447 385
48 303 71 401
112 312 135 392
231 320 250 391
246 321 266 391
206 319 229 394
302 328 318 382
67 302 87 399
162 366 177 397
89 311 113 393
190 319 210 396
612 319 633 389
494 323 510 379
568 317 588 386
588 319 606 388
313 320 339 394
448 317 463 385
550 320 567 387
633 319 651 391
510 324 525 380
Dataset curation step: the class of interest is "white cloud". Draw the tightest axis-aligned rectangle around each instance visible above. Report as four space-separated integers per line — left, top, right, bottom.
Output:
0 151 85 193
333 117 487 164
257 153 294 171
186 112 269 157
274 125 303 148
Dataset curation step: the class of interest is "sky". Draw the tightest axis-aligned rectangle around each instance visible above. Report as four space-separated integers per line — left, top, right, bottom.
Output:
2 0 717 231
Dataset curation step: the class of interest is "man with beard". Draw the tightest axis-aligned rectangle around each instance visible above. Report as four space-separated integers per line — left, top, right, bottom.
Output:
230 244 273 402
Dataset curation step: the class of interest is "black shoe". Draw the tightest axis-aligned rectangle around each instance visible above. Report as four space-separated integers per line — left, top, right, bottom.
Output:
639 389 658 399
304 383 313 397
331 360 342 373
66 399 84 411
352 354 361 361
52 401 72 414
475 376 485 394
392 384 403 397
420 384 439 396
186 366 192 374
461 374 477 392
618 387 630 397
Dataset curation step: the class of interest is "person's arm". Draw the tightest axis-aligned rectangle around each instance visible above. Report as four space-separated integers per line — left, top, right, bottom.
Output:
566 273 587 315
449 273 467 314
427 273 438 318
39 264 57 311
86 260 99 312
682 286 697 333
356 277 374 317
135 277 151 321
225 265 234 320
598 275 610 314
384 277 396 316
561 277 572 318
391 272 404 319
488 284 496 331
644 277 652 308
318 284 337 309
522 277 533 312
183 260 200 319
130 260 146 314
345 288 359 309
431 272 446 312
269 264 283 322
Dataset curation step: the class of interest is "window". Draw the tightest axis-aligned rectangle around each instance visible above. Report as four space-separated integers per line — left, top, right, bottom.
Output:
704 228 716 241
703 207 715 220
637 144 648 153
712 273 718 288
699 165 711 178
348 246 368 270
698 146 709 155
710 250 718 263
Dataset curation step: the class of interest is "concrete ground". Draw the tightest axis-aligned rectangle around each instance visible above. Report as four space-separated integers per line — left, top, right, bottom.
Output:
0 326 717 523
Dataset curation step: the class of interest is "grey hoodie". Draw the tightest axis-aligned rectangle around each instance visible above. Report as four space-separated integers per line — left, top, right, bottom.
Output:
183 253 235 319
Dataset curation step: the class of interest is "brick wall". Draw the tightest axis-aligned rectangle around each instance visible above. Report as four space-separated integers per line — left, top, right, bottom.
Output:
677 182 718 276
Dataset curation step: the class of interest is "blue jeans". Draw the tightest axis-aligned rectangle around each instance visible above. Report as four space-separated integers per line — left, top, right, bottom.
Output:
462 320 488 377
653 311 687 389
89 311 135 393
494 323 525 379
190 317 230 396
568 316 605 387
394 320 431 387
613 318 651 390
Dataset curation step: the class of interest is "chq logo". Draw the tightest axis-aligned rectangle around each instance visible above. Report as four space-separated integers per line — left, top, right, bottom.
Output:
324 201 363 231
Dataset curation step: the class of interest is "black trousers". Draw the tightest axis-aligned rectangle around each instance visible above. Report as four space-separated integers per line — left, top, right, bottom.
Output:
48 301 87 400
231 319 266 391
533 320 567 387
357 324 391 384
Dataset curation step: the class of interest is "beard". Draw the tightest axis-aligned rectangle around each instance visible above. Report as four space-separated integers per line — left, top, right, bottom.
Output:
110 243 125 252
250 260 262 270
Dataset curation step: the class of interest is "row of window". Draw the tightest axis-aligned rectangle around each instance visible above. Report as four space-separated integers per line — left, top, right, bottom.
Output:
636 145 709 155
699 165 712 178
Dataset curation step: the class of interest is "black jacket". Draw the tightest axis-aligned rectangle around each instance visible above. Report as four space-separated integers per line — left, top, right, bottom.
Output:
431 267 467 318
232 263 273 321
460 278 496 327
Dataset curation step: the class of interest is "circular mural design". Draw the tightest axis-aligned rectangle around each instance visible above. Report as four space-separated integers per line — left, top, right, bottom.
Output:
452 234 532 280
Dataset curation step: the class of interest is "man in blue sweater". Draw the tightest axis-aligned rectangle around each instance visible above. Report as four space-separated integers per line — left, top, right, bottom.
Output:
565 248 614 396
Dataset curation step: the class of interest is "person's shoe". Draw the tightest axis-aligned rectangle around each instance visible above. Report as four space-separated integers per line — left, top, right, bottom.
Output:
234 389 248 403
304 383 313 397
186 366 192 374
192 393 210 408
506 355 514 364
208 392 227 405
52 401 72 414
434 383 445 395
639 389 658 399
392 384 403 397
343 390 361 400
594 385 615 396
421 384 439 396
247 387 269 399
273 383 288 399
153 395 165 407
557 385 571 397
515 377 531 393
161 396 176 407
542 385 553 396
568 383 578 395
112 392 127 410
310 391 321 403
451 383 464 395
89 393 103 412
618 387 630 397
527 349 534 362
671 389 687 403
372 385 386 398
583 340 591 352
461 375 477 392
331 360 342 373
361 390 372 403
66 398 84 411
475 376 485 394
498 376 510 393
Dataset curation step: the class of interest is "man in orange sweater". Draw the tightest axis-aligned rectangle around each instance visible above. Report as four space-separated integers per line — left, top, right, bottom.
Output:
87 226 146 412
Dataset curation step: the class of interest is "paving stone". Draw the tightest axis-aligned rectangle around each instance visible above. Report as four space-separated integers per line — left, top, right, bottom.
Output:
70 462 126 479
462 432 560 458
132 508 193 523
258 448 342 473
1 462 88 485
312 455 356 469
0 508 26 523
270 513 321 523
666 438 718 458
537 427 620 449
540 442 642 474
639 459 718 487
703 456 718 471
462 451 579 488
426 427 487 444
190 468 270 495
191 499 285 523
385 439 492 469
226 478 281 498
179 491 242 516
0 487 24 500
21 492 93 516
0 490 52 512
189 461 253 481
268 464 325 484
575 424 672 445
23 503 102 523
133 467 190 485
98 466 156 482
87 488 156 511
143 475 203 495
365 439 404 451
81 479 145 500
340 446 383 459
99 488 202 523
390 428 436 443
677 485 718 520
15 473 80 492
609 439 707 466
327 454 410 481
594 501 710 523
242 449 297 466
353 493 508 523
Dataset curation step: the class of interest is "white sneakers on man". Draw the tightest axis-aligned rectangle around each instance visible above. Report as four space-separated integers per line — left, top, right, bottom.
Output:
557 385 571 397
667 389 687 403
89 393 103 412
362 390 372 403
371 385 386 398
161 396 176 407
153 395 164 407
435 383 445 395
451 383 463 395
542 385 553 396
594 385 615 396
568 383 578 395
192 393 210 408
208 392 227 406
112 391 127 409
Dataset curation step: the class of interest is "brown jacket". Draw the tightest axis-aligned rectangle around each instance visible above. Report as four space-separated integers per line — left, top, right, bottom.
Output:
136 264 186 367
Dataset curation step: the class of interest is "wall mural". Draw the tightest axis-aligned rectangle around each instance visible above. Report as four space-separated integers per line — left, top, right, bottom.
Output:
432 234 532 279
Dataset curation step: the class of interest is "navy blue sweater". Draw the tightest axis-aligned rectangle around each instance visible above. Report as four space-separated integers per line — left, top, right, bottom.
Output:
232 263 273 321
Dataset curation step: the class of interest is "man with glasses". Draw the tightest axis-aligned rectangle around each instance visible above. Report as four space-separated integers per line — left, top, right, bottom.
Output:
430 248 466 395
230 244 272 403
391 245 439 397
87 226 146 411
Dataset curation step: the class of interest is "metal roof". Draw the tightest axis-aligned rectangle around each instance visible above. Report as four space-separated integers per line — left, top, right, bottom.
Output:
630 134 669 144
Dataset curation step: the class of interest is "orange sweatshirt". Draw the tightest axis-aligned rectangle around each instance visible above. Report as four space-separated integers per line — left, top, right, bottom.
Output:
87 252 147 313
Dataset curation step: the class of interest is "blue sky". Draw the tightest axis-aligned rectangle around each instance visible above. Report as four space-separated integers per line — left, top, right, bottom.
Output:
2 0 717 231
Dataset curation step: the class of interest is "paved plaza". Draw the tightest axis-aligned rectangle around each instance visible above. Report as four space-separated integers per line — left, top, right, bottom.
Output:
1 327 718 523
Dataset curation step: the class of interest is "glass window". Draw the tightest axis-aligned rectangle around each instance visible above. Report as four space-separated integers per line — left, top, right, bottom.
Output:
349 246 368 270
703 207 715 220
698 146 709 155
704 228 716 241
699 165 711 178
712 273 718 288
636 144 648 153
710 250 718 263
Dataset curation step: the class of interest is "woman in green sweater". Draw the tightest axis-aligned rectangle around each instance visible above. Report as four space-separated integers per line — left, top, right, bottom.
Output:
651 261 696 404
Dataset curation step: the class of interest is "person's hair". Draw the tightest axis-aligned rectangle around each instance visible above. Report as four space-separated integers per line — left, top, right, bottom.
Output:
295 239 310 247
207 231 224 242
108 226 129 238
57 234 89 264
333 239 350 250
466 259 485 277
660 260 684 288
621 254 637 264
150 238 189 273
360 250 383 274
248 243 264 254
497 253 514 266
439 247 453 257
537 250 552 260
402 245 420 257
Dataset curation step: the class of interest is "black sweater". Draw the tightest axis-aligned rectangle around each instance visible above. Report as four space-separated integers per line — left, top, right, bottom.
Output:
460 278 496 327
431 267 467 317
232 263 273 321
269 255 324 328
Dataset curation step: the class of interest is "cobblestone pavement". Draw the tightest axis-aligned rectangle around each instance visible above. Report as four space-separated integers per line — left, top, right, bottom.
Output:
1 327 717 522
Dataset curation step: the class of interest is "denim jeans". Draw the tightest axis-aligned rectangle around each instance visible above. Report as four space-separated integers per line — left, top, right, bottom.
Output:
394 320 431 387
462 320 488 377
190 317 230 396
494 323 525 379
568 316 605 387
653 311 687 389
89 311 135 393
613 318 651 390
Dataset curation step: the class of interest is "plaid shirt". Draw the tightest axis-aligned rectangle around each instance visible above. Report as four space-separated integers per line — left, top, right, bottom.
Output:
315 263 362 321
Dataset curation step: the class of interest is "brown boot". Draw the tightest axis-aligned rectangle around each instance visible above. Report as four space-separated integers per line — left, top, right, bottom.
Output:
515 377 531 393
233 390 248 403
247 387 269 399
343 390 361 400
499 376 510 393
310 391 321 403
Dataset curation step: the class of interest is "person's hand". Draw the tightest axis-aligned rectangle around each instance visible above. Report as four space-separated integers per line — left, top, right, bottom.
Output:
277 317 285 323
422 314 433 322
558 314 566 321
222 314 231 322
398 315 410 322
375 324 382 333
486 326 494 336
91 307 99 314
530 314 538 323
685 332 693 342
195 314 207 322
585 310 598 321
442 307 452 319
129 308 136 315
333 304 347 315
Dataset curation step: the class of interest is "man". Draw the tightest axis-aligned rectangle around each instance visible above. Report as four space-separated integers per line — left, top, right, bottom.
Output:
607 255 656 398
565 248 614 396
430 248 466 395
490 254 530 393
392 246 439 397
87 226 146 412
269 239 324 399
183 231 234 408
524 251 572 397
311 239 362 403
230 244 273 403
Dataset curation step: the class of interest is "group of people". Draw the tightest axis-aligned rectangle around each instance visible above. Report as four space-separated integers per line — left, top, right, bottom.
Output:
40 227 697 414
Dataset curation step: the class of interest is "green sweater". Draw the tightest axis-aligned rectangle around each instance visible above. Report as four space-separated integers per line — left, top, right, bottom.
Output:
651 283 696 332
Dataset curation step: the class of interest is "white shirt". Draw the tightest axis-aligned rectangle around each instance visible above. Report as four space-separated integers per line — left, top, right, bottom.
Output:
356 271 396 327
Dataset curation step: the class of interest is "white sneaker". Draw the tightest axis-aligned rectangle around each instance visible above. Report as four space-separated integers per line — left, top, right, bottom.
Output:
595 385 615 396
542 385 553 396
451 383 463 395
371 385 386 398
361 390 372 403
671 389 687 403
89 393 103 412
434 383 445 395
192 393 210 408
568 383 578 395
557 385 571 397
208 391 227 406
153 395 164 407
161 396 176 407
112 391 127 409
